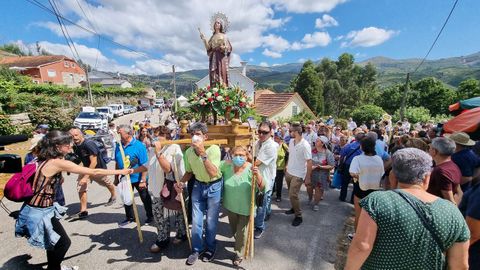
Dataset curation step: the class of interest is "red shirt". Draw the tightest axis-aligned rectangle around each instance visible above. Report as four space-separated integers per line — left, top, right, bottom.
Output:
427 160 461 198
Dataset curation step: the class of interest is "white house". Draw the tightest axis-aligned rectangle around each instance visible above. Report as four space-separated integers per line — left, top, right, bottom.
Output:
177 95 189 107
195 61 255 100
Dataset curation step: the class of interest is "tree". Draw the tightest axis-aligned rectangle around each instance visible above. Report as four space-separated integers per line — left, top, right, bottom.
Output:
351 104 385 125
0 43 26 56
292 60 323 115
457 79 480 100
394 106 431 124
411 77 457 116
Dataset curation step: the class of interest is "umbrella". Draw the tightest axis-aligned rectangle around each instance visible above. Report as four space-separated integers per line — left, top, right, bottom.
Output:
444 106 480 134
449 96 480 112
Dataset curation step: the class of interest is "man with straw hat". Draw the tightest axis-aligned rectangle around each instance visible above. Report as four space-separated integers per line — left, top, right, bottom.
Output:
447 132 480 192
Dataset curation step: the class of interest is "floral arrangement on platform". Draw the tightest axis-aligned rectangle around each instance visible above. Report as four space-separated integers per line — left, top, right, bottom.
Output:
188 84 252 123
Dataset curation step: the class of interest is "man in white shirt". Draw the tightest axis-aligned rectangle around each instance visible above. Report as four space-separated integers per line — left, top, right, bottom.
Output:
285 123 312 226
347 118 357 131
254 121 278 239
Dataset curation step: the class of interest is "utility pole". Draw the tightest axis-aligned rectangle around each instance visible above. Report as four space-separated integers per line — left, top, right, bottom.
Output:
85 67 93 106
172 65 177 112
399 72 410 121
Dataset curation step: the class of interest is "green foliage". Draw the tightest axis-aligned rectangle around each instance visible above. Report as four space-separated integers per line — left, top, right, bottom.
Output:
0 114 16 135
351 104 386 125
412 77 457 116
394 106 431 124
175 106 199 121
292 60 324 115
457 79 480 100
28 107 76 131
277 110 316 124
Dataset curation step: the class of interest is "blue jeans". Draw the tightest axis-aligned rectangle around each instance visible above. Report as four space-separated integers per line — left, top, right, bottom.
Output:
254 189 272 232
191 179 223 253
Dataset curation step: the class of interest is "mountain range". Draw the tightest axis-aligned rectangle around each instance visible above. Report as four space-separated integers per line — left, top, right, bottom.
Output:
124 51 480 96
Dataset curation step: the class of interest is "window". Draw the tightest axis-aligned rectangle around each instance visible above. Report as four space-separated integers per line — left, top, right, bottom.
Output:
69 74 74 82
64 61 69 67
71 63 75 68
292 105 298 116
47 69 57 77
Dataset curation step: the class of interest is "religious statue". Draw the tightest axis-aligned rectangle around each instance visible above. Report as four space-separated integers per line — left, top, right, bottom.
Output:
199 12 232 87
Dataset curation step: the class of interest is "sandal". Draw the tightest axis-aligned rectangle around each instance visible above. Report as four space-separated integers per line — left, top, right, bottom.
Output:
233 256 243 266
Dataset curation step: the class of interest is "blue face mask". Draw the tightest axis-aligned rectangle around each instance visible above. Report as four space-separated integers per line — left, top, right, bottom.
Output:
232 156 246 167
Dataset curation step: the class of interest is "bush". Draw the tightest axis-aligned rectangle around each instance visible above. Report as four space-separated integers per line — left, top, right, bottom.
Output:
0 114 16 135
277 111 316 124
175 106 199 121
394 106 431 124
29 107 76 131
351 104 386 125
335 118 348 130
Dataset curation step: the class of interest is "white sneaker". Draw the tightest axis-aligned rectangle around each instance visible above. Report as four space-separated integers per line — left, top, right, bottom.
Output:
312 205 319 211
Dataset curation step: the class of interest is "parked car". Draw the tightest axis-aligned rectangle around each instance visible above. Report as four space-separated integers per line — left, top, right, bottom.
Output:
154 99 164 108
137 104 149 111
108 104 124 117
96 106 114 122
123 105 137 114
74 112 108 131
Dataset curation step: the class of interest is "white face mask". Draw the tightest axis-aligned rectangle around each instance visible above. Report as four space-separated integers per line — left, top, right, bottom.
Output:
192 135 203 143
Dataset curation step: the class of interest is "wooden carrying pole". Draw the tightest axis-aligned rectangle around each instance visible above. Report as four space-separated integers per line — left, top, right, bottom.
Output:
172 156 192 250
244 131 256 259
115 136 143 243
161 139 228 146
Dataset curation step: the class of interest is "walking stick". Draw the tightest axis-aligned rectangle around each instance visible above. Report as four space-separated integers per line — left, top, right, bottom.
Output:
172 156 192 250
115 135 143 243
244 119 257 259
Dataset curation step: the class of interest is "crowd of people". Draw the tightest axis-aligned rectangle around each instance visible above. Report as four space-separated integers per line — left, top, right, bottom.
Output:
9 113 480 269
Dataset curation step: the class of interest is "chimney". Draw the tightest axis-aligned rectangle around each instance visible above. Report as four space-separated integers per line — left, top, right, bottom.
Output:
240 61 247 76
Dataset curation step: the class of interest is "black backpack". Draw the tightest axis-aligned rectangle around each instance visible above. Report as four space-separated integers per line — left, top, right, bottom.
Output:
87 137 111 165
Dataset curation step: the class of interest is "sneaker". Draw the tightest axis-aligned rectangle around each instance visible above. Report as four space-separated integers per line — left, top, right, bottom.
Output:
347 233 355 241
233 255 243 266
104 197 116 207
292 216 303 227
201 249 216 262
69 211 88 221
61 266 79 270
254 228 263 239
118 218 134 228
145 217 154 224
285 208 295 215
275 197 281 202
186 252 199 265
312 205 319 211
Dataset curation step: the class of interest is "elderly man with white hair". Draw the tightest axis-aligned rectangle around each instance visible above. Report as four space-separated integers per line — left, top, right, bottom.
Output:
345 148 470 270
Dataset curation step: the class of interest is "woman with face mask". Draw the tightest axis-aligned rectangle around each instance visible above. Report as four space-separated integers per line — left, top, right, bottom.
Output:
220 146 264 266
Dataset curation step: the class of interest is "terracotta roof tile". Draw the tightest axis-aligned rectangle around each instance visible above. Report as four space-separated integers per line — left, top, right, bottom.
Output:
255 93 296 116
0 55 69 68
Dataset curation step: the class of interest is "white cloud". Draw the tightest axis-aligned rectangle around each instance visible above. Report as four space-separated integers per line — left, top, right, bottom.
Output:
298 58 307 63
292 32 331 50
262 48 282 58
263 34 290 53
35 21 94 39
34 0 292 72
341 27 398 47
269 0 348 13
315 14 338 29
259 62 269 67
112 49 146 59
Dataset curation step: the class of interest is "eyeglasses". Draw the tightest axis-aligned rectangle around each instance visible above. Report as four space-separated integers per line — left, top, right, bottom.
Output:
258 130 270 135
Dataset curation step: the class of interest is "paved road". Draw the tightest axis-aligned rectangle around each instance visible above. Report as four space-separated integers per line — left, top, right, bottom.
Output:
0 111 353 270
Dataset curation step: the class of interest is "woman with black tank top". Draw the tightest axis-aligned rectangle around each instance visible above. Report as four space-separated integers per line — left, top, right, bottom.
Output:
15 131 133 270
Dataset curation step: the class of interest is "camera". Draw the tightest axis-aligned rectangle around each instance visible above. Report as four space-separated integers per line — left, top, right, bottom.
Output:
64 153 82 165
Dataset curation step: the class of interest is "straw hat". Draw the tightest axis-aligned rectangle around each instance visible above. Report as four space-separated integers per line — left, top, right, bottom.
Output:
445 132 475 146
29 134 44 151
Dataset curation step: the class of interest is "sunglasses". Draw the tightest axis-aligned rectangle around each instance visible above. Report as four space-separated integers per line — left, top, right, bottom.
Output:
258 130 270 135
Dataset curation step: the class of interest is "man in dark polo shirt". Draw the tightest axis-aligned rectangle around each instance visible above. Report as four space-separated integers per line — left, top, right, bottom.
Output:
69 127 116 220
448 132 480 192
428 137 462 204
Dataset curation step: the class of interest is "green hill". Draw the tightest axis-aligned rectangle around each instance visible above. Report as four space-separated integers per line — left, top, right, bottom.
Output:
122 51 480 94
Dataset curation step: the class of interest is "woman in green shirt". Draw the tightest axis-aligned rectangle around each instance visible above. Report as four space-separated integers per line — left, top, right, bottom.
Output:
221 146 264 266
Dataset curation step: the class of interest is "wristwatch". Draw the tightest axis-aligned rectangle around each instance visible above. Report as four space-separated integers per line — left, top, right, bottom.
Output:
201 154 208 162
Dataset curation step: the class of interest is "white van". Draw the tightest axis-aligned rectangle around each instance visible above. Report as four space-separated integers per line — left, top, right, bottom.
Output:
155 99 164 108
96 106 114 121
108 104 124 117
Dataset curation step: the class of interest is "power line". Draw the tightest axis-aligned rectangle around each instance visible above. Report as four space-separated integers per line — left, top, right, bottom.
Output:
411 0 459 74
74 0 101 69
50 0 81 61
25 0 171 67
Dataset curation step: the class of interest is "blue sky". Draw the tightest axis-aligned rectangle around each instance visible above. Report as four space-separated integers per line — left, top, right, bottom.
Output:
1 0 478 74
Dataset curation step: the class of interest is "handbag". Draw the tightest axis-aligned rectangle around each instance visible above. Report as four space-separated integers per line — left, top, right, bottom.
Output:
393 190 446 252
161 179 182 211
4 161 48 202
332 170 343 189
